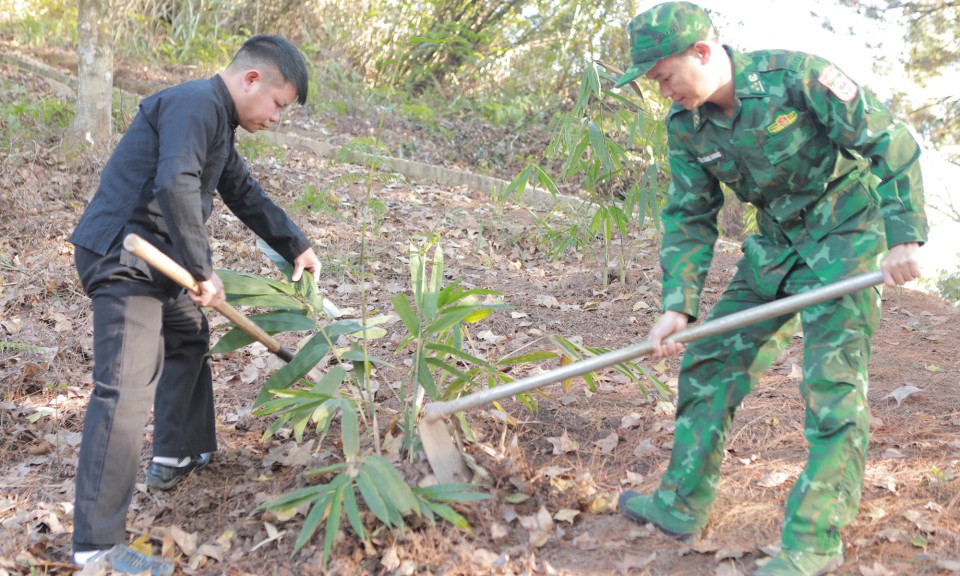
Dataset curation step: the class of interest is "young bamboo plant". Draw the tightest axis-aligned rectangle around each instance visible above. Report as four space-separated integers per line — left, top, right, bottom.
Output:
210 240 488 569
500 60 669 288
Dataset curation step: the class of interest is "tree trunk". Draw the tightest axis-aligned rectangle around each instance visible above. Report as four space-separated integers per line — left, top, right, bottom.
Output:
68 0 113 155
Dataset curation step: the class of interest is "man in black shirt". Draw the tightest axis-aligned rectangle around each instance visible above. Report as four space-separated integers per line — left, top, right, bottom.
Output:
69 35 321 573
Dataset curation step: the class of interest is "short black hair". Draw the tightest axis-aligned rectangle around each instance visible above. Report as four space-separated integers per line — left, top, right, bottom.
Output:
229 35 309 105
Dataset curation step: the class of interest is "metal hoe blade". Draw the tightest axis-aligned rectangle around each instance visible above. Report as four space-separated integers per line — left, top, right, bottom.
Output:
420 271 884 483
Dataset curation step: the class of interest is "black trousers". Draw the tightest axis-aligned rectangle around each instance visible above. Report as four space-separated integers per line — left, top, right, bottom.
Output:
72 245 217 552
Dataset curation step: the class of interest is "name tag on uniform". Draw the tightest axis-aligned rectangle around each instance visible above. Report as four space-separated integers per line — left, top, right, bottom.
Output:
697 151 723 164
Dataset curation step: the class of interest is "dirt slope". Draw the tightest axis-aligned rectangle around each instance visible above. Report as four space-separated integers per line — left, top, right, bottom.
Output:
1 59 958 576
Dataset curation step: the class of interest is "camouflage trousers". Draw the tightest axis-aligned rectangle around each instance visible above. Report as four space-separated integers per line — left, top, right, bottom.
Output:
652 258 881 555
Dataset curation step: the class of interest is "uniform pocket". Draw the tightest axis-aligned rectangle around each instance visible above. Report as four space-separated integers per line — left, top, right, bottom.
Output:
761 117 815 166
701 156 744 184
805 178 877 241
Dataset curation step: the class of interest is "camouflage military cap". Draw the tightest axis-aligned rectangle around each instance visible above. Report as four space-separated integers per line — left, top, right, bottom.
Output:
614 2 718 88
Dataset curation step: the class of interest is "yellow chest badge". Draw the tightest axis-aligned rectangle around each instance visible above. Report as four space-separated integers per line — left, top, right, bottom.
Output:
767 110 799 134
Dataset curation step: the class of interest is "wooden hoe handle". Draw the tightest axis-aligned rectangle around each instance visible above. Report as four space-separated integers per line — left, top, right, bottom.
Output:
122 233 295 363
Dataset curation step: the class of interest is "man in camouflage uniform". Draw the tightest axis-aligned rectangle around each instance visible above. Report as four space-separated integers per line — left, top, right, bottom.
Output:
613 3 927 575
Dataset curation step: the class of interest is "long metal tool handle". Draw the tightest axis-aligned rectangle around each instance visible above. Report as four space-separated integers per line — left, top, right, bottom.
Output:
424 270 884 422
123 233 298 363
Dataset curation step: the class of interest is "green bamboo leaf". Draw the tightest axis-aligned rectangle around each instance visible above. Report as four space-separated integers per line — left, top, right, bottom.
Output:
366 456 418 515
425 357 473 388
607 138 628 173
425 343 493 370
254 368 342 417
422 501 471 531
291 409 313 443
600 87 643 110
336 347 389 366
575 64 600 115
227 294 307 311
589 205 608 235
342 482 367 541
292 485 334 555
264 482 330 511
256 239 295 280
209 311 316 354
256 334 332 406
263 414 292 438
357 464 402 527
502 165 533 201
355 465 391 526
609 204 629 237
428 243 443 301
532 166 560 197
416 356 438 400
416 483 490 502
311 398 342 442
217 269 294 296
438 287 502 308
303 462 349 478
496 351 558 365
390 293 420 337
321 480 344 567
587 120 612 173
340 399 360 459
561 134 591 180
427 306 487 334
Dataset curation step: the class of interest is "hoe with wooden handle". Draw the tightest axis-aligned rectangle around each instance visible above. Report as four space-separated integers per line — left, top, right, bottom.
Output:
420 271 884 484
123 233 325 383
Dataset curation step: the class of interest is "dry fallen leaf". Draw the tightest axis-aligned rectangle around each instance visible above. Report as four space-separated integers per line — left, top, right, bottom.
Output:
691 540 722 554
534 294 560 308
381 545 401 571
756 472 790 488
859 561 895 576
171 524 198 557
936 559 960 573
572 531 598 550
883 385 922 406
540 465 574 478
250 523 286 552
715 560 746 576
546 430 579 455
620 470 644 485
621 413 642 429
716 547 749 561
873 476 897 493
490 522 509 540
477 329 501 342
633 438 659 457
902 509 937 533
196 542 224 563
594 432 619 455
618 552 656 575
554 508 580 524
865 506 887 522
518 506 554 548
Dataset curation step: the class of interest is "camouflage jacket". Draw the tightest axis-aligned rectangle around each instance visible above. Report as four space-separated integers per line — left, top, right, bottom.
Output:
660 47 928 319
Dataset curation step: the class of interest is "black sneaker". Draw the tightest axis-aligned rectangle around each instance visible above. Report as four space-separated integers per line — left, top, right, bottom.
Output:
79 544 174 576
146 453 211 490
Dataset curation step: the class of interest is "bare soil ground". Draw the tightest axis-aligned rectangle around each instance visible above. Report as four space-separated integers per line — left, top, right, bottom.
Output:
1 57 959 576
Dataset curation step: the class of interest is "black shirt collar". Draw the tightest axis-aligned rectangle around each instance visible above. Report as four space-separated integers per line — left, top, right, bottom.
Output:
211 74 238 132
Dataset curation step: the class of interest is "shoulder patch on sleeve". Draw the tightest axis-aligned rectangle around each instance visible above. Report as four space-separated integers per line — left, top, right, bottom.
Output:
817 64 858 102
